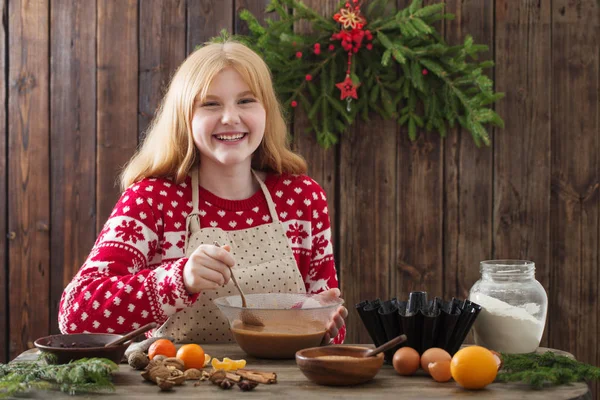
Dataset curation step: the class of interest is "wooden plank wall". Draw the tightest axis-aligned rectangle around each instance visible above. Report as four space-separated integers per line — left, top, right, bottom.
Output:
1 0 599 387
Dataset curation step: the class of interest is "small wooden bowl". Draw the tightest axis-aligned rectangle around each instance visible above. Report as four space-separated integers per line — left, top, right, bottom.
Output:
295 345 384 386
34 333 128 364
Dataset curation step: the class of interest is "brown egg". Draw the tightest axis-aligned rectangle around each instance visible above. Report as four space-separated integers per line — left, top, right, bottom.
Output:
392 347 420 376
420 348 451 375
429 360 452 382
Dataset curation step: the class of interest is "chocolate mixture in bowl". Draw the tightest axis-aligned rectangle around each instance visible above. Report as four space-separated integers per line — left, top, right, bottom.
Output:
231 319 326 359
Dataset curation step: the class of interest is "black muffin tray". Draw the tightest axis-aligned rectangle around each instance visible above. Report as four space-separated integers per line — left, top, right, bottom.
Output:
356 291 481 363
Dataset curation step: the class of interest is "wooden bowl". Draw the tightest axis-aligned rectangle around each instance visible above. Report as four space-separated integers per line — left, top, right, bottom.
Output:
34 333 128 364
295 345 384 386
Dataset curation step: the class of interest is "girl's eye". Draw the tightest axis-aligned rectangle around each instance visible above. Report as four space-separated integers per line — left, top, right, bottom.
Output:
201 102 219 107
239 98 256 104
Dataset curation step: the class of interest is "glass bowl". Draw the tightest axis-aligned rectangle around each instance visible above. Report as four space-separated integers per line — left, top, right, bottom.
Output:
214 293 343 359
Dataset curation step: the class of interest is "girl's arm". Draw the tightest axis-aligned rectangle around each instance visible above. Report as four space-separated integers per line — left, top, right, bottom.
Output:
58 185 198 334
304 184 346 344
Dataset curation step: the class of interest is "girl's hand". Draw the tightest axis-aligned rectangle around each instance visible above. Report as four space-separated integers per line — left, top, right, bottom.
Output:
317 288 348 344
183 244 235 293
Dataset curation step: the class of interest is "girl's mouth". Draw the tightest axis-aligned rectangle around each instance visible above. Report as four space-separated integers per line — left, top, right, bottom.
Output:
214 132 248 142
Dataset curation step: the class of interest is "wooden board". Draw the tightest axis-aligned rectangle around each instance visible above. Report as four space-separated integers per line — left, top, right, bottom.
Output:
442 0 493 304
187 0 233 53
11 344 590 399
0 0 6 365
139 0 186 140
7 0 51 360
550 1 599 398
49 0 97 336
97 0 139 229
393 1 444 306
494 0 552 347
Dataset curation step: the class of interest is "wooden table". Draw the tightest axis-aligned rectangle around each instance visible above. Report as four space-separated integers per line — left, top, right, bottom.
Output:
10 344 591 399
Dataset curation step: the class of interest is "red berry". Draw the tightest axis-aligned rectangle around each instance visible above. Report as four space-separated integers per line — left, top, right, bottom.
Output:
329 44 335 51
422 69 428 75
305 74 313 81
314 49 321 55
353 0 358 3
345 2 350 7
291 100 298 108
366 43 373 50
353 47 359 53
314 43 321 48
296 51 302 58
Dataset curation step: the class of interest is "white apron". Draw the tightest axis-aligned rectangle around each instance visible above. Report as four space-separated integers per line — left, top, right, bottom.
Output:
153 167 306 343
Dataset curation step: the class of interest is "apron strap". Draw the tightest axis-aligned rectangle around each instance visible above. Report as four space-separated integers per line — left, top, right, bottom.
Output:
252 170 280 223
185 166 202 250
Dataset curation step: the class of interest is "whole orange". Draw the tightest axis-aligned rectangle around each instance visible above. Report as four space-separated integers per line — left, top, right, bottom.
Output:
147 339 176 360
450 346 498 389
176 344 206 370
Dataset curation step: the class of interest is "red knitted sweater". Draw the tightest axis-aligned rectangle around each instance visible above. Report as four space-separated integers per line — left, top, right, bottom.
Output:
58 172 345 343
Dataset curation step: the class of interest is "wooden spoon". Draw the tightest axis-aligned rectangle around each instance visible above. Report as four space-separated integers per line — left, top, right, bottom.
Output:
104 322 158 347
363 334 408 358
214 241 264 326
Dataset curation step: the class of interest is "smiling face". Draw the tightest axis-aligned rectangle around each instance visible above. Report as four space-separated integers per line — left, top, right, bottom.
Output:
191 67 266 169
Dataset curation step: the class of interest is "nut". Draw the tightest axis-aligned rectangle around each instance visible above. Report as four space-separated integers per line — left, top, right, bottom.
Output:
237 379 259 391
153 354 168 362
184 368 202 380
128 351 149 370
156 377 175 391
163 357 185 372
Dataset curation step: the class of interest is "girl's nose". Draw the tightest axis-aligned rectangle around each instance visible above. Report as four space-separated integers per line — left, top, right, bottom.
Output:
221 105 241 125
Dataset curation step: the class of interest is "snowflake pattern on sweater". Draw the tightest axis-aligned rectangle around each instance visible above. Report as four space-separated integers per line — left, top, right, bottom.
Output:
58 172 345 343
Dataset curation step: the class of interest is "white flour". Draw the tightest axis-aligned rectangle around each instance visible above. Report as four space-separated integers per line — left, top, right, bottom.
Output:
470 292 544 353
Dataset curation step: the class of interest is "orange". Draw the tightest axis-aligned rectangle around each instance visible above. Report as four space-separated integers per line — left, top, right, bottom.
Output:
211 357 247 371
450 346 498 389
176 344 205 370
147 339 176 360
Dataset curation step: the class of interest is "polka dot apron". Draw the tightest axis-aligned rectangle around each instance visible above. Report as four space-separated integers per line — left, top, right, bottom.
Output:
153 167 306 343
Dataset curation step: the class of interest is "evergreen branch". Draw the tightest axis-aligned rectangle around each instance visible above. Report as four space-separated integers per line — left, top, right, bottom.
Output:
0 358 117 398
497 352 600 389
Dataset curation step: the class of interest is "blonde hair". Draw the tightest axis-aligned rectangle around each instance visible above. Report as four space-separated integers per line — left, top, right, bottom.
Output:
120 40 307 190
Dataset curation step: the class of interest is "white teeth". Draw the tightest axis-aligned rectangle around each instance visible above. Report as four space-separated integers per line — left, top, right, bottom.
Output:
216 133 245 141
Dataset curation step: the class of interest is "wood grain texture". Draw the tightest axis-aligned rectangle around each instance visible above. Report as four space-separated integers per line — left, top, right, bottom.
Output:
11 344 592 399
393 1 444 305
139 0 186 140
187 0 233 54
550 0 599 398
291 0 339 301
442 1 493 305
494 0 552 347
8 0 50 360
49 0 97 337
97 0 138 230
0 0 7 364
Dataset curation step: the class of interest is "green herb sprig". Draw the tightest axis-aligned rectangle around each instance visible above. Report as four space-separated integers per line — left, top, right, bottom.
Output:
498 351 600 389
0 357 118 398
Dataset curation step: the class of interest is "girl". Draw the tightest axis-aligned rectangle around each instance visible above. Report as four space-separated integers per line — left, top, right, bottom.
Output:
58 40 347 345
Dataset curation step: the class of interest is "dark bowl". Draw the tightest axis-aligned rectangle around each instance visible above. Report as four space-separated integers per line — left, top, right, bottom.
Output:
296 345 384 386
34 333 129 364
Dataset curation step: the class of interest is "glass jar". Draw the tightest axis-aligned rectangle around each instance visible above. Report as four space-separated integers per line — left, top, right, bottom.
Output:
468 260 548 354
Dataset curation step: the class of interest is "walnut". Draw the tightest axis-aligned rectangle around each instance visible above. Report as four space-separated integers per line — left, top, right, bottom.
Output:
128 351 149 370
199 370 211 382
184 368 202 380
237 379 259 391
143 365 172 383
153 354 168 362
163 357 185 372
156 377 175 391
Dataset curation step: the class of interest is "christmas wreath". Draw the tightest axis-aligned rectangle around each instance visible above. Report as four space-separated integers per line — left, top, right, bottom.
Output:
227 0 504 148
